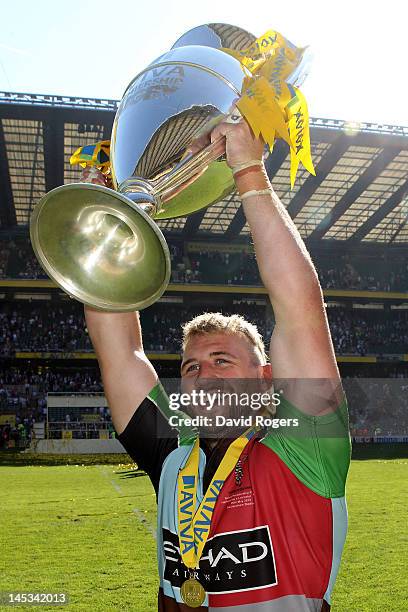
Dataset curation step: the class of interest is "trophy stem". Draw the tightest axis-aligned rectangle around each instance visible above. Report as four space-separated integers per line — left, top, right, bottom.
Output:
119 178 160 217
119 137 227 214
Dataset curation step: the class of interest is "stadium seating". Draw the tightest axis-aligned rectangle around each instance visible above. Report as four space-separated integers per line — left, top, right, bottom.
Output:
1 237 408 292
0 298 407 356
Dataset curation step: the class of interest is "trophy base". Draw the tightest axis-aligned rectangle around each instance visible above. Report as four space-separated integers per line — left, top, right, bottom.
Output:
30 183 171 312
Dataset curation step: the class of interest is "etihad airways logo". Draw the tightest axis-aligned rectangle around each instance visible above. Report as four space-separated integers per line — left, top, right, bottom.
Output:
163 525 278 594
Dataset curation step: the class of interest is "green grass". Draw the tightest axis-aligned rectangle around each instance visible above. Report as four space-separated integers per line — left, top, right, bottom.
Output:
1 457 407 611
1 461 157 611
334 459 407 611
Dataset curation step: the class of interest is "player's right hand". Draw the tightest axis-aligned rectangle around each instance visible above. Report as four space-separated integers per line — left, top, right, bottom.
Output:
79 167 107 186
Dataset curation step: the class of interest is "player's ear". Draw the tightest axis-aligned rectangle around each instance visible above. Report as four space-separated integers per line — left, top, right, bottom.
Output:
261 363 272 381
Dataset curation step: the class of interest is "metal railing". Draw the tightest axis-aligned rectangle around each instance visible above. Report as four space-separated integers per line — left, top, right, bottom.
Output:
47 420 113 439
0 91 118 111
1 91 407 138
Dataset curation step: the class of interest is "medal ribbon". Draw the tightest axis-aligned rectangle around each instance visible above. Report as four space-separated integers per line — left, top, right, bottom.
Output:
177 427 258 569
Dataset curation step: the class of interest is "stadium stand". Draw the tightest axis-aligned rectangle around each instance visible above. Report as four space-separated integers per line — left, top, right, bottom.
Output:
1 236 408 292
0 93 407 450
0 296 408 356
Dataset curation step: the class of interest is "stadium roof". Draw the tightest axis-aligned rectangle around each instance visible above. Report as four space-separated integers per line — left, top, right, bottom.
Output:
1 91 408 245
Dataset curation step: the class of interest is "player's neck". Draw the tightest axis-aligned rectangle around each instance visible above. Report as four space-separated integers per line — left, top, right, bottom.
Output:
203 438 218 450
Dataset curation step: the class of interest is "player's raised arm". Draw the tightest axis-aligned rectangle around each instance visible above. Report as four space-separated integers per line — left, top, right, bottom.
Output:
210 119 342 413
84 307 157 434
80 168 157 434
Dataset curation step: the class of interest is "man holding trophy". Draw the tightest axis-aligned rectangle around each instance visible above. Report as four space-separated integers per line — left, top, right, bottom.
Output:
30 24 351 611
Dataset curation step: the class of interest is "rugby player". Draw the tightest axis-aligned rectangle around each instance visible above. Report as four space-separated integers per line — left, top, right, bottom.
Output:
85 117 351 611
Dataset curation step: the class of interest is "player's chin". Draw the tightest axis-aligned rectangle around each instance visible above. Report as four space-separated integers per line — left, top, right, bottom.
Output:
199 423 245 441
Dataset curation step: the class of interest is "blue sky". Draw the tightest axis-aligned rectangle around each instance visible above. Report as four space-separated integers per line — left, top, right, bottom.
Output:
0 0 406 125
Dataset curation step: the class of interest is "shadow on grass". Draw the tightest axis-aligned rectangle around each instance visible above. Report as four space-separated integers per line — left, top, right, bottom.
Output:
117 470 147 479
2 444 407 467
0 451 136 467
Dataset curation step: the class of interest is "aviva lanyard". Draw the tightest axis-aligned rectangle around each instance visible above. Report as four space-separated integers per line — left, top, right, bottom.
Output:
177 427 259 570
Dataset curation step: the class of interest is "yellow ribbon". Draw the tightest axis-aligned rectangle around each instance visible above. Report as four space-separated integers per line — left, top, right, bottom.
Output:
177 428 257 569
225 28 314 188
222 29 300 75
287 87 315 188
237 77 292 148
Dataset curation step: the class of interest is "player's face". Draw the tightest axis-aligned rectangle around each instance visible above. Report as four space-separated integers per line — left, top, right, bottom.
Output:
179 332 271 436
181 332 263 381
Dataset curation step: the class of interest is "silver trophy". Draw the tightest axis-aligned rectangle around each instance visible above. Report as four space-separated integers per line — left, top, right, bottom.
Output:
30 24 309 311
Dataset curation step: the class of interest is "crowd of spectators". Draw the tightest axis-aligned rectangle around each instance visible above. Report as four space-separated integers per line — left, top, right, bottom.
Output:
1 236 407 448
123 303 386 356
0 239 47 280
329 308 408 355
0 305 90 356
0 241 11 278
318 257 408 292
1 420 33 450
185 251 260 285
0 373 44 449
1 237 408 292
345 378 408 437
0 367 105 448
1 366 407 447
0 300 407 357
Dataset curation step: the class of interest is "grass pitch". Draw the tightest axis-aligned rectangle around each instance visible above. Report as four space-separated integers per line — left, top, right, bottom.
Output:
1 455 407 612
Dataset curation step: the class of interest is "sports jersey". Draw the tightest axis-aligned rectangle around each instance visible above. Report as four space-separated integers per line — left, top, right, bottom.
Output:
118 382 351 611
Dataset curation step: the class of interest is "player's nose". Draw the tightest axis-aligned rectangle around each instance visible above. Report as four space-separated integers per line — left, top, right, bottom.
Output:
196 361 220 379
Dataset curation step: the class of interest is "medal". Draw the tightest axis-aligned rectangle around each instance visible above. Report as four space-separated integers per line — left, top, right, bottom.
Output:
180 577 206 608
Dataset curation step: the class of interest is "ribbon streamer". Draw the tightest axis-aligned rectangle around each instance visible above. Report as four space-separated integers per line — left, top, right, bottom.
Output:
70 140 111 171
231 29 315 188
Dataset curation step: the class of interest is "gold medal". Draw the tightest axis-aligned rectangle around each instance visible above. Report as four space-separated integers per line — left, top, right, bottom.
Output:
177 428 259 608
180 578 206 608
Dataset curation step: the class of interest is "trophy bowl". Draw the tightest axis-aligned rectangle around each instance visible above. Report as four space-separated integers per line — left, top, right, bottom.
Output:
30 24 256 311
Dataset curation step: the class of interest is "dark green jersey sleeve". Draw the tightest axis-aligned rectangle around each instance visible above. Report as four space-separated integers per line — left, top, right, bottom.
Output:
261 394 351 498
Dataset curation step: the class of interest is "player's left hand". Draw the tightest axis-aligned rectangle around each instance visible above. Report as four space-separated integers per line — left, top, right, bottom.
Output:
79 167 107 186
210 113 265 169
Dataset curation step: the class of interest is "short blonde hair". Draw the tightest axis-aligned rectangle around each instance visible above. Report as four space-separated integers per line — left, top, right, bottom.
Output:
181 312 268 365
